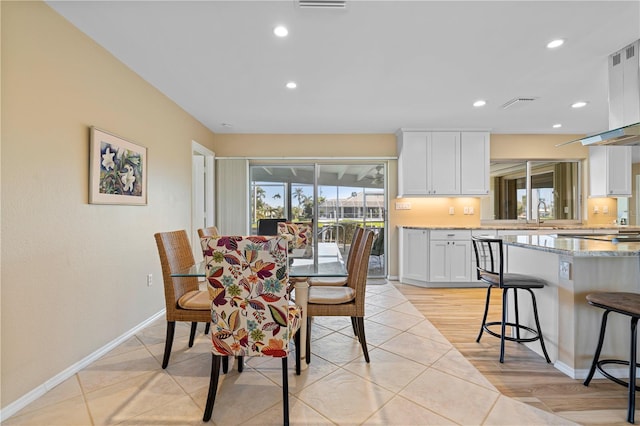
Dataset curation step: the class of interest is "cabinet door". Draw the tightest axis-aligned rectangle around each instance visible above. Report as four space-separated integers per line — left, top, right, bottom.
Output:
589 146 632 196
429 240 449 281
449 240 472 281
460 132 490 195
429 132 460 195
398 132 429 196
402 229 428 282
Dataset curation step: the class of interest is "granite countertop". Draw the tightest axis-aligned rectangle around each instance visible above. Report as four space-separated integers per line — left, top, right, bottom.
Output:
399 225 640 231
502 234 640 257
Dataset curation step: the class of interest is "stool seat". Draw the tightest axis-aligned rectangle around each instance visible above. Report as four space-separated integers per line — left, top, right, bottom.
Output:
480 271 546 289
584 291 640 424
586 292 640 317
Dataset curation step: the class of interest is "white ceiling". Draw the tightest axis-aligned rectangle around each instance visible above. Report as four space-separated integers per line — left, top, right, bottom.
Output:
47 1 640 136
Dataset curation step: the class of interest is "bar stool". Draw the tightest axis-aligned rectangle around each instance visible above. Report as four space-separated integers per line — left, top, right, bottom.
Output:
471 237 551 364
583 292 640 424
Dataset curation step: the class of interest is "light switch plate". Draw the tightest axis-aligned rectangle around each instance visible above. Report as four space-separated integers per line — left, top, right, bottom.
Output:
448 207 455 215
395 202 411 210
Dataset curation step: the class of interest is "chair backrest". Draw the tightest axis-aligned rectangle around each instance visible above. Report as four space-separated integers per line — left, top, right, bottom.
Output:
349 229 375 315
257 218 286 236
200 235 295 357
154 230 200 317
198 226 219 238
471 237 504 286
346 226 365 272
277 222 313 250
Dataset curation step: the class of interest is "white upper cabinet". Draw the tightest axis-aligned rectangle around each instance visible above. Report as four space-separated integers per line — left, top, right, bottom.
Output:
589 146 632 197
397 129 490 197
397 131 429 195
429 132 460 195
460 131 490 195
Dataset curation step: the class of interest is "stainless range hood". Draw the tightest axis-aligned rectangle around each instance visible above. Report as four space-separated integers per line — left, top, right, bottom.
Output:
559 39 640 147
563 122 640 146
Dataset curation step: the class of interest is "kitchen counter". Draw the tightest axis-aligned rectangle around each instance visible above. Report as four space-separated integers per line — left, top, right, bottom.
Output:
502 234 640 257
399 224 640 231
501 234 640 379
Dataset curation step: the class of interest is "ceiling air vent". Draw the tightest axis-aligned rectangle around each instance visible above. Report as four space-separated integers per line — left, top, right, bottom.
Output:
298 0 346 8
501 97 538 109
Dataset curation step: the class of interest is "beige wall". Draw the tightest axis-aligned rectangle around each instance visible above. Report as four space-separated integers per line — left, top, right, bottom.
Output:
1 1 216 408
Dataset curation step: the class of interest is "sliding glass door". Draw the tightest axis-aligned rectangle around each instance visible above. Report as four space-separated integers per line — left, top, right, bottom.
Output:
250 162 387 278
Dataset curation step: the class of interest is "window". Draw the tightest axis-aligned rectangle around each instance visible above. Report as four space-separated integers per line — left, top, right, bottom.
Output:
482 160 581 222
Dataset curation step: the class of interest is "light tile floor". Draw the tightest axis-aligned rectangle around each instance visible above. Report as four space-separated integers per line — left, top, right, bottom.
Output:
5 282 582 425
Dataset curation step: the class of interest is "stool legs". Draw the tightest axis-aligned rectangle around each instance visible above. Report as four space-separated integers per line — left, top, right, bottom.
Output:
629 317 637 424
584 309 638 424
478 286 550 364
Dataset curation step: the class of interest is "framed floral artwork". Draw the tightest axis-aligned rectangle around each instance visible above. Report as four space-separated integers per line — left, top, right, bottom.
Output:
89 127 147 205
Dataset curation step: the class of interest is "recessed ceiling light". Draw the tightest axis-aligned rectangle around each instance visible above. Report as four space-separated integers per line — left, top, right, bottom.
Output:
571 101 587 108
547 39 564 49
473 100 487 107
274 26 288 37
553 123 562 128
286 81 297 89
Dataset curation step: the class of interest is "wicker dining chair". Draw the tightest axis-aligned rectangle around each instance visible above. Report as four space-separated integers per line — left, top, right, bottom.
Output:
305 228 374 364
154 230 211 369
198 226 219 238
200 235 301 425
307 226 364 287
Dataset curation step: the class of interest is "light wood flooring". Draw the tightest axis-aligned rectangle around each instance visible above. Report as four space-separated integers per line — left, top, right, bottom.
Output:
395 284 636 424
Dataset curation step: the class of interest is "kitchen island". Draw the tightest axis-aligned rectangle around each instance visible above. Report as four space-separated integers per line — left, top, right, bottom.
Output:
502 234 640 379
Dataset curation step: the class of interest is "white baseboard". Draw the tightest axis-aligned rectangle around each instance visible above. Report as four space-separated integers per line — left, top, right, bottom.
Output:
554 359 631 380
0 310 165 422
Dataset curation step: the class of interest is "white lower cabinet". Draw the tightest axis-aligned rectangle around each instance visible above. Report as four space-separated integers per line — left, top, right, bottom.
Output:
399 228 428 285
428 230 472 282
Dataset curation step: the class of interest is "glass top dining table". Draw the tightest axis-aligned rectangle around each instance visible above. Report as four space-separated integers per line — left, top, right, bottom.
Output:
170 242 346 369
171 242 346 278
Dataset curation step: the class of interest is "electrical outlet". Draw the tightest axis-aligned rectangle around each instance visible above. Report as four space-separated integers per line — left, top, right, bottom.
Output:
469 206 474 214
564 206 569 214
559 261 571 280
147 274 153 287
448 207 455 215
463 206 469 215
593 206 599 214
603 205 609 214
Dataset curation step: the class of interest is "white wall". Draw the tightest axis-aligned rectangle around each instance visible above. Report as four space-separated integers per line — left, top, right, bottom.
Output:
1 1 216 408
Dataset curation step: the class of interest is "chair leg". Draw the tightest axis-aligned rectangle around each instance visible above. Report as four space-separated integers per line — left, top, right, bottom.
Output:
477 286 492 342
222 356 229 374
584 310 611 386
356 317 370 363
205 322 210 335
162 321 176 369
282 357 290 426
528 289 551 363
351 317 358 337
500 288 509 363
306 317 312 364
237 356 244 373
189 322 198 347
203 354 221 422
628 317 638 424
294 329 301 375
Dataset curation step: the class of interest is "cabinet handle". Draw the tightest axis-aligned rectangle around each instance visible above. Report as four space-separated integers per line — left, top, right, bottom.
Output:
447 234 455 237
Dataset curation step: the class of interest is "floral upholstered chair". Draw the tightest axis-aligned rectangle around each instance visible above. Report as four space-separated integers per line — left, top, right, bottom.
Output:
200 235 301 425
277 222 313 252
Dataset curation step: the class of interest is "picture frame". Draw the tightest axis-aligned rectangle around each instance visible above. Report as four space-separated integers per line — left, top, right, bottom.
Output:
89 127 147 205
